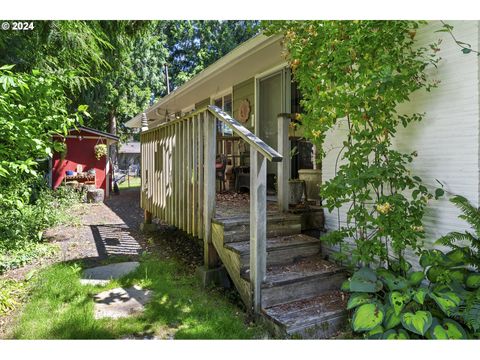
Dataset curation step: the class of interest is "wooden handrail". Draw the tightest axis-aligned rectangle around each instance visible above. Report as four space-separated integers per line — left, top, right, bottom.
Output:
207 105 283 163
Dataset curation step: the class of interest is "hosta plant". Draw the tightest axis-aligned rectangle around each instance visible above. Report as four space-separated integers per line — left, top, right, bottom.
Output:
343 252 480 339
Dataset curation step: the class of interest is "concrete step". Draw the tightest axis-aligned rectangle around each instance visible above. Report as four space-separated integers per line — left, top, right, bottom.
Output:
262 291 348 339
242 256 346 308
225 234 321 267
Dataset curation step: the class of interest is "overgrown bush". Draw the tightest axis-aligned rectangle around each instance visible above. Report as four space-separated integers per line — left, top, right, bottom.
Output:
0 65 87 272
0 178 81 273
344 195 480 339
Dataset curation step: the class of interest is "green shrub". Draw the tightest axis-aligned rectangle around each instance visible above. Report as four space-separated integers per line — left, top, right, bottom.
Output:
0 178 80 273
344 195 480 339
344 258 479 339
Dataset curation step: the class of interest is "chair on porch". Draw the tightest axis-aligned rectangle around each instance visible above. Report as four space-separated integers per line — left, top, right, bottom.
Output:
215 154 227 192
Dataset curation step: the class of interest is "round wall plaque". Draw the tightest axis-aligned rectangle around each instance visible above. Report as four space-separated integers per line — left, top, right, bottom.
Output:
238 99 251 123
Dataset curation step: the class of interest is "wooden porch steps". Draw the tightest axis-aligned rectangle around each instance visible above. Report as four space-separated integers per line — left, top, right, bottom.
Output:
225 234 322 267
243 256 347 308
262 291 348 339
211 212 348 339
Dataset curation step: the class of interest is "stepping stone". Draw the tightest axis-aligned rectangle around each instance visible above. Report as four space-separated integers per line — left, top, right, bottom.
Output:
93 285 152 319
80 261 139 285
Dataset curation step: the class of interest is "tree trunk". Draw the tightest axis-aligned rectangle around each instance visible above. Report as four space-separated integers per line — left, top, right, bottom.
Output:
109 112 118 167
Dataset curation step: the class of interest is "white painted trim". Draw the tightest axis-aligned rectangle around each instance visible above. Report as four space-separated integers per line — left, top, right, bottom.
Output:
254 62 289 82
210 87 233 103
61 135 112 141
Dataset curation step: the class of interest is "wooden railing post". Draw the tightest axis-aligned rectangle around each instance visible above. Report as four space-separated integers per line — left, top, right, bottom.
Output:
203 111 219 268
250 148 267 313
277 114 290 212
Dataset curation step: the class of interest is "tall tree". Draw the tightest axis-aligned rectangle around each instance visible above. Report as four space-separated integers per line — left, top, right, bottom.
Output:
163 20 260 89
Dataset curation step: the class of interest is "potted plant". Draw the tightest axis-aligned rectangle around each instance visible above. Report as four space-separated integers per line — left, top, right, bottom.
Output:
94 143 107 160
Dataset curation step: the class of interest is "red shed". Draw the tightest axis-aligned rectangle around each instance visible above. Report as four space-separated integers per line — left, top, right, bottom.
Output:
51 126 119 198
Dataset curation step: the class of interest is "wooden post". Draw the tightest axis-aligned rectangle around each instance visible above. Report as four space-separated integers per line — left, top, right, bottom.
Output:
174 122 179 228
144 209 152 224
250 148 267 313
198 113 204 239
203 111 219 268
277 114 290 212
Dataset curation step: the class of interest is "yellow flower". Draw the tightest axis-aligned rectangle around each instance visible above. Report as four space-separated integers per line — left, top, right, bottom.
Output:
376 202 392 215
311 129 322 139
411 225 424 232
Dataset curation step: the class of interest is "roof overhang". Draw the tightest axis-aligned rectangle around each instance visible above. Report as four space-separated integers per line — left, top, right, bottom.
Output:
57 126 120 142
126 33 285 128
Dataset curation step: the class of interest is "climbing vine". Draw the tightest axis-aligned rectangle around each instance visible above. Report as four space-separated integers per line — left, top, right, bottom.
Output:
264 21 444 268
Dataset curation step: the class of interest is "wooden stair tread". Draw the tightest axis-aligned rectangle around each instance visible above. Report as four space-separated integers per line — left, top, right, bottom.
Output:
212 212 302 226
262 291 348 332
225 234 321 255
241 257 344 285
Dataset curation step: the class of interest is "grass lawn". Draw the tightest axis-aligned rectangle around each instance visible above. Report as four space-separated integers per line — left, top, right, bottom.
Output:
118 176 141 189
10 254 266 339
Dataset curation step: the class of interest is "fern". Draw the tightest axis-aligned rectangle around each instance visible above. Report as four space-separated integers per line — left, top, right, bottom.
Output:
454 295 480 334
435 195 480 268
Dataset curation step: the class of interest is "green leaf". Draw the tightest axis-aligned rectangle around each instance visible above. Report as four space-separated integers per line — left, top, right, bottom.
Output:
341 279 350 291
383 329 410 339
412 287 428 305
0 64 15 70
367 325 384 339
466 273 480 289
78 104 89 112
389 291 409 315
430 318 468 339
347 293 372 310
446 249 467 265
354 267 377 282
462 48 472 54
349 270 382 293
401 311 432 336
383 306 401 330
435 188 445 199
352 303 385 332
408 271 425 286
427 266 444 282
382 275 409 291
430 292 461 315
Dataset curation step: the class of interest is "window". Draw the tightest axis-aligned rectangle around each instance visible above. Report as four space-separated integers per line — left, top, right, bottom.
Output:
214 93 233 135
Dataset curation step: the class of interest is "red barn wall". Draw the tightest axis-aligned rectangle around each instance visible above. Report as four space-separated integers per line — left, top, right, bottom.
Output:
52 131 110 192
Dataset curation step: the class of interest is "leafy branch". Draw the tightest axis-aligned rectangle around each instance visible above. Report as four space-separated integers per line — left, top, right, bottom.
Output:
438 21 480 55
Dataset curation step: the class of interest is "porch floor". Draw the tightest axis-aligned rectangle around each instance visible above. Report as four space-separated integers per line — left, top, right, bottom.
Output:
214 192 279 219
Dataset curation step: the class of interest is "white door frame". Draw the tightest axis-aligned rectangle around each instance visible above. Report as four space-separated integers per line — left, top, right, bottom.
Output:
254 64 291 136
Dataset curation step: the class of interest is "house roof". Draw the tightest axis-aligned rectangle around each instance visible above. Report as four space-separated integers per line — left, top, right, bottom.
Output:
119 141 140 154
69 126 120 142
125 33 285 128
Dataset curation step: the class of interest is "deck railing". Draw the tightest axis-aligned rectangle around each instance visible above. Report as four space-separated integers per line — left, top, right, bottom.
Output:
140 105 283 312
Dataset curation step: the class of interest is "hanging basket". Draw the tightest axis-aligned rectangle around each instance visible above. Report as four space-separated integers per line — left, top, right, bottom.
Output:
94 144 107 160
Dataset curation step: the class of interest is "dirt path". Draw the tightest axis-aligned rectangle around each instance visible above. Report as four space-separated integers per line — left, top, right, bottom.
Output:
0 188 204 337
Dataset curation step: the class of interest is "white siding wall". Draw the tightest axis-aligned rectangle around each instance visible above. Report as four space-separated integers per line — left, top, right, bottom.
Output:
322 21 480 257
